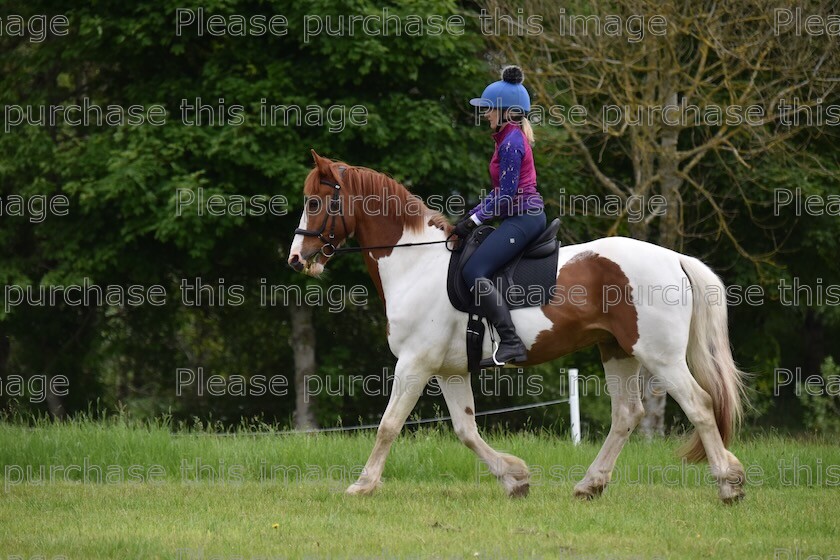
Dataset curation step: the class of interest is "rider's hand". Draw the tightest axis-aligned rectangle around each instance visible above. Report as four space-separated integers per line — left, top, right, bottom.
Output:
453 216 478 239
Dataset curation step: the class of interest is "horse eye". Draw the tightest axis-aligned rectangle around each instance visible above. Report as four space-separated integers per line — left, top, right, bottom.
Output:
307 198 320 212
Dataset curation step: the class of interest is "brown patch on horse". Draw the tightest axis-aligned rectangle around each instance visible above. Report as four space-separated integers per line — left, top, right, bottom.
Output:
521 251 640 366
465 406 474 416
599 339 632 362
364 256 387 312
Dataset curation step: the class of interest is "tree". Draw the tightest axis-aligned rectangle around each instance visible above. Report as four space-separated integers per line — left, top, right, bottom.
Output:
289 302 317 430
0 0 492 424
480 0 840 435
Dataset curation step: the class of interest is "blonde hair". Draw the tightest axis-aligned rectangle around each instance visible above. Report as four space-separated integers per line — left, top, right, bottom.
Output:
504 109 535 146
520 116 535 146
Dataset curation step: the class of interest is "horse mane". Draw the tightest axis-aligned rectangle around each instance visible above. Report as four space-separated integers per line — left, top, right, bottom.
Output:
305 163 451 234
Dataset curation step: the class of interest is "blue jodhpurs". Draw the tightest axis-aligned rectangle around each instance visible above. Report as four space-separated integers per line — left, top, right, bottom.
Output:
462 210 547 290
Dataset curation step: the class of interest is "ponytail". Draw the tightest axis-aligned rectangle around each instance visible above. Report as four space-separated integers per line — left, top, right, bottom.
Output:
520 116 535 146
505 110 536 146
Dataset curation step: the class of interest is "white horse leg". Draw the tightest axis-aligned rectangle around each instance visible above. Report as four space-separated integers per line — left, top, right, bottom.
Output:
647 360 745 503
346 356 430 495
574 350 643 499
438 374 530 497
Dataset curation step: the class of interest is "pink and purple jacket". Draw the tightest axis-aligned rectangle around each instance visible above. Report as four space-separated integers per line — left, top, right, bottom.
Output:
468 122 544 223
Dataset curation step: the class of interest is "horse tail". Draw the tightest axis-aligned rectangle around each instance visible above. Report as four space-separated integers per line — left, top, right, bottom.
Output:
677 255 746 462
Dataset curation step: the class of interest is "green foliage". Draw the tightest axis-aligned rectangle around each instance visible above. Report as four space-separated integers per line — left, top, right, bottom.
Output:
797 357 840 433
0 0 489 421
1 424 839 558
1 0 839 434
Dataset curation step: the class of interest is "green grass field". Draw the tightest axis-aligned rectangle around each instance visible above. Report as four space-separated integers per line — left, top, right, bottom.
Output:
0 420 838 559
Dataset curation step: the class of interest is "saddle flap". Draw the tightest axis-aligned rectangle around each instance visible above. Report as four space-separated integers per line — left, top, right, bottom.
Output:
523 218 561 258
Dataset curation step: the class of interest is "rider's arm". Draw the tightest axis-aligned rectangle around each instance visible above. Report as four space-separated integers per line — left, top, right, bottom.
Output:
468 134 524 224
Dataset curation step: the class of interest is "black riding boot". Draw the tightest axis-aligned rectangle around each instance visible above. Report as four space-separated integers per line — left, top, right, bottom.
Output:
472 277 528 367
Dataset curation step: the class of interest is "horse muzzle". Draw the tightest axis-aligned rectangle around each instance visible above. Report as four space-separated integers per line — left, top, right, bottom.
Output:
288 254 305 272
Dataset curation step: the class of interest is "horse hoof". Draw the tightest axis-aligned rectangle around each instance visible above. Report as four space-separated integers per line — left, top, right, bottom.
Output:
346 482 378 496
720 486 745 505
508 483 530 498
573 482 606 500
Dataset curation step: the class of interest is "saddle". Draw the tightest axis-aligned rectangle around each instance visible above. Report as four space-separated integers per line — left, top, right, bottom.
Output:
446 218 561 372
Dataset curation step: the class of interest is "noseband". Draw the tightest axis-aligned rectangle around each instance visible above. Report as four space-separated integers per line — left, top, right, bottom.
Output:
293 166 349 257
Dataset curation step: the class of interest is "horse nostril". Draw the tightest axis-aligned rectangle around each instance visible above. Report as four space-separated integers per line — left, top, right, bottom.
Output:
288 253 304 271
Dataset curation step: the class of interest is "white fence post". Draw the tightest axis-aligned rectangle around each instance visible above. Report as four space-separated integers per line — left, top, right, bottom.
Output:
569 368 581 445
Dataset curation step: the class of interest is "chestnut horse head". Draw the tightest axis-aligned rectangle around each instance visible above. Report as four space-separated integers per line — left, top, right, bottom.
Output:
287 150 356 276
288 150 451 277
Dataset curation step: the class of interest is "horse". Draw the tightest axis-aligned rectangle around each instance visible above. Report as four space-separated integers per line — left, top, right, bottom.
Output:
287 150 747 504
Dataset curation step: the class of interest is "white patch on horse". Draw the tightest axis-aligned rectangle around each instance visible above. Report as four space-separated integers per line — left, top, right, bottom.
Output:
289 212 308 257
373 222 453 360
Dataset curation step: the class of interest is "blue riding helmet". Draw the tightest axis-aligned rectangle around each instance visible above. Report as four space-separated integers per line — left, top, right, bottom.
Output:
469 66 531 112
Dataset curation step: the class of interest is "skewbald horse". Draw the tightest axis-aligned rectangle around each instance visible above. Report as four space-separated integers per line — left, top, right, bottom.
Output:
288 151 747 503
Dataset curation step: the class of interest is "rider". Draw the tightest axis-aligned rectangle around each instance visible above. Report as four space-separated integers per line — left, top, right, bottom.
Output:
452 65 546 367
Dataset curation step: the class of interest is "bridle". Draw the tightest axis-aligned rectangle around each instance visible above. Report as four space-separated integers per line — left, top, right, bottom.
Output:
293 165 455 260
293 166 349 258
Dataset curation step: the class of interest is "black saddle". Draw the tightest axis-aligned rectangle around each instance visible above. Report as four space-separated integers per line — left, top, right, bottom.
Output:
446 218 561 315
446 217 560 373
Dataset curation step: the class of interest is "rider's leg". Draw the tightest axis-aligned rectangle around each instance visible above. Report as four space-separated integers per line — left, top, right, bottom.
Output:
473 277 528 365
462 210 546 365
462 210 547 286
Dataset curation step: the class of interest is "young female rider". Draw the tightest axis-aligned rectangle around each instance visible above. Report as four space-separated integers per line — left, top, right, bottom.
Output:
452 66 546 367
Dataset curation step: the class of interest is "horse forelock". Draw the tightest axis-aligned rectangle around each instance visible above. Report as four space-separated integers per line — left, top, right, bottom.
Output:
303 168 319 196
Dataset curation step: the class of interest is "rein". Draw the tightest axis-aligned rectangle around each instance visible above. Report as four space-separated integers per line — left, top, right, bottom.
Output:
329 238 452 255
294 166 455 259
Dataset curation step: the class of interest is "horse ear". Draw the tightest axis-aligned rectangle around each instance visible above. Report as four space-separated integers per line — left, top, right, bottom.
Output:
310 149 332 176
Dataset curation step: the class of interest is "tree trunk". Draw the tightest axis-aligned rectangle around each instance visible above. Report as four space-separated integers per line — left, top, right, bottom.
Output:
45 380 67 419
638 90 683 438
803 309 825 377
0 330 9 378
288 303 318 430
0 330 9 411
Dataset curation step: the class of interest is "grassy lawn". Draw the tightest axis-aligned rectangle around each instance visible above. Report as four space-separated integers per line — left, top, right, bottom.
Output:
0 421 838 559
